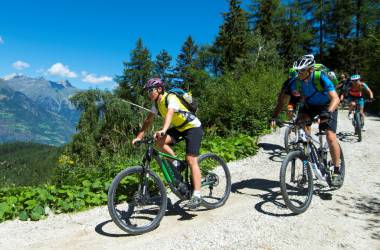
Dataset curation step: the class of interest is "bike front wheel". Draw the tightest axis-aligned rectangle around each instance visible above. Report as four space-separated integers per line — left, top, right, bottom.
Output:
280 150 314 214
107 166 167 235
354 112 362 142
198 153 231 209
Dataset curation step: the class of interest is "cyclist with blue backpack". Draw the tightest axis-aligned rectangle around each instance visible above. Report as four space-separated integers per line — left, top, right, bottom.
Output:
132 78 204 209
290 54 343 187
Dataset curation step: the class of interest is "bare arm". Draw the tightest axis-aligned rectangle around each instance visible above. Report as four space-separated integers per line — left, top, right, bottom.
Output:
328 91 340 112
367 88 374 99
272 91 290 118
161 108 174 133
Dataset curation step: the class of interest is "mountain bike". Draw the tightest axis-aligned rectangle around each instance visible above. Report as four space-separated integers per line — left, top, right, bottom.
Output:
107 136 231 234
350 99 373 142
278 117 345 214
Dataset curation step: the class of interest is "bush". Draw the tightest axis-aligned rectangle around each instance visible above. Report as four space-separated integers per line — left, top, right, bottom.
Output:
198 64 284 135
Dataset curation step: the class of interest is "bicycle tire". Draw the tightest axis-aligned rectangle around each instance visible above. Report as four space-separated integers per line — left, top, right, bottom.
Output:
198 153 231 209
107 166 167 234
280 150 314 214
354 112 362 142
284 125 297 153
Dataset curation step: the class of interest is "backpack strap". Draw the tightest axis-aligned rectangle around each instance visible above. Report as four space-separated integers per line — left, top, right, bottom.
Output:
313 71 324 92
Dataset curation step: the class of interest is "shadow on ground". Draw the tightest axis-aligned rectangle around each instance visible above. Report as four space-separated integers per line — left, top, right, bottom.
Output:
333 183 380 240
95 198 198 237
257 143 286 162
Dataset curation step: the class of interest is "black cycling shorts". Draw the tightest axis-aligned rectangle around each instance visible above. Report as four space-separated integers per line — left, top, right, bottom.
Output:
166 127 203 156
300 105 338 133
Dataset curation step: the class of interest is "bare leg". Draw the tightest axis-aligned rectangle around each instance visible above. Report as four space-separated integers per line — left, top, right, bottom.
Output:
186 154 201 192
326 129 341 167
155 135 175 156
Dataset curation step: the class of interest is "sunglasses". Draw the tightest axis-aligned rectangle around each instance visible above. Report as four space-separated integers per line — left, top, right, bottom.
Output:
297 68 308 74
146 88 156 94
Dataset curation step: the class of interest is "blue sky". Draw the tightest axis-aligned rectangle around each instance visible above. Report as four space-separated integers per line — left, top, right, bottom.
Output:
0 0 251 90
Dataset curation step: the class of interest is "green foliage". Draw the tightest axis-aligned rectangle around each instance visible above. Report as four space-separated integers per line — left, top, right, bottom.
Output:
0 142 62 186
201 134 258 162
154 49 173 82
214 0 252 73
174 35 199 90
115 38 153 104
198 63 283 135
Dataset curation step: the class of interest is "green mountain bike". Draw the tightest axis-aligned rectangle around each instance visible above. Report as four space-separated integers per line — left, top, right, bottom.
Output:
107 136 231 235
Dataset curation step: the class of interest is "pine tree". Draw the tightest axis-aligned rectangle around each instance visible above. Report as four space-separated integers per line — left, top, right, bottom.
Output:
248 0 281 41
214 0 252 73
115 38 153 104
174 35 198 90
154 49 173 83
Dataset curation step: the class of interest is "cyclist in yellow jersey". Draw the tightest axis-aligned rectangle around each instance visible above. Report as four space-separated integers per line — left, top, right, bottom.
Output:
132 78 203 209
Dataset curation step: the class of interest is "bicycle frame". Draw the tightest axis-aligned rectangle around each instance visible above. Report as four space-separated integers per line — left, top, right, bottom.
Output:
138 140 193 200
297 125 329 183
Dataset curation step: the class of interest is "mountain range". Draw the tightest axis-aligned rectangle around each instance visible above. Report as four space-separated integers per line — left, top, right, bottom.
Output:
0 74 81 145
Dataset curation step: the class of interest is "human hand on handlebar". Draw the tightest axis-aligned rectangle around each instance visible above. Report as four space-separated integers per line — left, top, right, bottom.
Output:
154 129 166 140
132 137 142 146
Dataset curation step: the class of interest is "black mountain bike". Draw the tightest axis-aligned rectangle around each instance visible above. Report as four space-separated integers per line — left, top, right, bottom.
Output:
107 136 231 234
351 99 372 142
278 117 345 214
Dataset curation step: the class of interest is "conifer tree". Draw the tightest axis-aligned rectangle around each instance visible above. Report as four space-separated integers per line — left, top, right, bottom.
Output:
115 38 153 104
214 0 252 73
154 49 173 83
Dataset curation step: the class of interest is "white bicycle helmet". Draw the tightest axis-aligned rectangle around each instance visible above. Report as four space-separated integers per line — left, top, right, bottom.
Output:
351 74 361 81
293 54 315 70
328 71 336 80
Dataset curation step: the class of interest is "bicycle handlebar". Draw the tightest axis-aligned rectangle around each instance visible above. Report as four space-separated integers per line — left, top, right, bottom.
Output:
134 132 166 147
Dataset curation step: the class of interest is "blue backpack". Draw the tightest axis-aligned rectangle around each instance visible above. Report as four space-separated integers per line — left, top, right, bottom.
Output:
165 87 198 114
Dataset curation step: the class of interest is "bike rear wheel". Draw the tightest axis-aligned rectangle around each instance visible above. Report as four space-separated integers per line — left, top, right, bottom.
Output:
198 153 231 209
280 150 314 214
284 125 298 153
107 166 167 234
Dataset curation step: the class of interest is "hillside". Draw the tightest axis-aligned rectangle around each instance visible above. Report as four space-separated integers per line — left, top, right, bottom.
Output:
0 75 80 145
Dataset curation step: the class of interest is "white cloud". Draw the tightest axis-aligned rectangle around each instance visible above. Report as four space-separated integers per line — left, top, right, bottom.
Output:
0 36 4 45
47 63 77 78
82 71 112 84
12 60 30 70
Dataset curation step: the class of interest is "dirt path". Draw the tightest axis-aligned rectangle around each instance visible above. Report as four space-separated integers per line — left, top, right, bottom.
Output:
1 110 379 250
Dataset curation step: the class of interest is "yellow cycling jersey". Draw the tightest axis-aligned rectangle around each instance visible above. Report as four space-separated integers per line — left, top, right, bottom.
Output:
155 92 201 132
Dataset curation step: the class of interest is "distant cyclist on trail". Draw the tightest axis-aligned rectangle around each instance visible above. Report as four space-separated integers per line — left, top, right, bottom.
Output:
290 54 343 187
343 74 374 131
131 78 204 209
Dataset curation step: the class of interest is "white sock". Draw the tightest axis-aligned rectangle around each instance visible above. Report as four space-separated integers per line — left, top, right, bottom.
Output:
193 190 201 198
172 160 180 167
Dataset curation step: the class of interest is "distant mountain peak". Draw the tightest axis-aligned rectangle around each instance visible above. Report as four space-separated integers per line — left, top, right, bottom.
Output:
58 79 73 88
2 73 25 81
